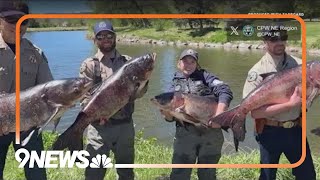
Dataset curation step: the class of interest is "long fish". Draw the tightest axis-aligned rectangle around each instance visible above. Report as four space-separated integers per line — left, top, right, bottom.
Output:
151 92 219 127
208 60 320 150
53 53 157 151
0 78 92 145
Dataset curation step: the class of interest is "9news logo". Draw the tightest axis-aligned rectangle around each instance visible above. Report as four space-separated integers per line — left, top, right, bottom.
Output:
15 148 113 168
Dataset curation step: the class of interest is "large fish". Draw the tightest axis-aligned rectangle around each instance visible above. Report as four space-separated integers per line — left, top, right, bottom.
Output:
208 60 320 150
53 53 157 151
151 92 238 150
150 92 219 127
0 78 92 145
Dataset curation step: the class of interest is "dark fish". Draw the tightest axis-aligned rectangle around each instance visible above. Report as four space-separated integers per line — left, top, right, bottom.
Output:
0 78 92 145
53 53 157 151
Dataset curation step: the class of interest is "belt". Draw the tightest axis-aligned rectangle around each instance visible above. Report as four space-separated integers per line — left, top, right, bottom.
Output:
92 118 131 126
108 118 131 125
264 117 301 128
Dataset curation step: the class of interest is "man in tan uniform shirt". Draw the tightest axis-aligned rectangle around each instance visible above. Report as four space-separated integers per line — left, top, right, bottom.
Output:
80 21 147 180
243 29 316 180
0 1 52 180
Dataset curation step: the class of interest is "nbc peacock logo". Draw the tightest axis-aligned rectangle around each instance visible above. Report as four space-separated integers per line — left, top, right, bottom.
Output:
89 154 113 168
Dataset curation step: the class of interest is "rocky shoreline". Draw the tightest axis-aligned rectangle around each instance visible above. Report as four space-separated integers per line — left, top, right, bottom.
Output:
115 35 320 56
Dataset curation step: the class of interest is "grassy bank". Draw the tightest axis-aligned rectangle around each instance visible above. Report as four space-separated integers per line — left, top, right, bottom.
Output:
26 21 320 49
115 22 319 49
306 22 320 49
3 132 320 180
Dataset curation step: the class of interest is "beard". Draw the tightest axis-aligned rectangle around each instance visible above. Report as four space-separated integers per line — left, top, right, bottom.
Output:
98 41 116 53
272 45 286 56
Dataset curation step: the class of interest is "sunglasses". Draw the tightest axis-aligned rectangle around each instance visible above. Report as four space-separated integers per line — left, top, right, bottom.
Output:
2 15 28 25
95 33 115 41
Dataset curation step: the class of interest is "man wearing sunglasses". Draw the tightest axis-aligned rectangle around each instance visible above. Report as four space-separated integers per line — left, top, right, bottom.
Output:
79 20 147 180
0 1 53 180
243 25 316 180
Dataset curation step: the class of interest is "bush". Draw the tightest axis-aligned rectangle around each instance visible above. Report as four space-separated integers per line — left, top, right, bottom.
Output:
152 19 174 31
310 38 320 49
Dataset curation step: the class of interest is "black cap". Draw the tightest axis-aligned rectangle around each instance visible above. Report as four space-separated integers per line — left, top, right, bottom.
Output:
179 49 199 61
0 1 29 17
93 21 115 35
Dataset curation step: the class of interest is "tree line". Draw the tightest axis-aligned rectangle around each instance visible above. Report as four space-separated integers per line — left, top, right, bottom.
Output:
29 0 320 30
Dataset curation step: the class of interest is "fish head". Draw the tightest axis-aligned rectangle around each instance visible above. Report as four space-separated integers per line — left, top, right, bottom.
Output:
309 60 320 87
42 78 93 107
150 92 184 111
127 53 156 83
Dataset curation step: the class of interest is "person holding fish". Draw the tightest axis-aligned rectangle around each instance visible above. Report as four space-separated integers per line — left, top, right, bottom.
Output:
242 27 316 180
0 1 53 180
79 20 148 180
160 49 233 180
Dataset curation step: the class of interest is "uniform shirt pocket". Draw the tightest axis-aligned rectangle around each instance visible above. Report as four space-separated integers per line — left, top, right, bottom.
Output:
0 66 12 92
21 65 38 89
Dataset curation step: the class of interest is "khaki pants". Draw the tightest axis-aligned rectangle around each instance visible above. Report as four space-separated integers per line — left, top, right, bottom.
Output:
85 119 135 180
170 125 224 180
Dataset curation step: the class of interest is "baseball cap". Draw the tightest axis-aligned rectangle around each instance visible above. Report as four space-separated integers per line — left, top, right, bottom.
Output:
0 1 29 17
179 49 199 61
262 22 288 41
93 21 115 36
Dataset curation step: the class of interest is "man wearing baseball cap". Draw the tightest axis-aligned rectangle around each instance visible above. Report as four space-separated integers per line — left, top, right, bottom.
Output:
243 24 316 179
0 1 53 180
79 20 147 180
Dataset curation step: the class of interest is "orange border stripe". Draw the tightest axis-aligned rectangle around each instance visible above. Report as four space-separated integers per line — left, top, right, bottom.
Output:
15 14 306 169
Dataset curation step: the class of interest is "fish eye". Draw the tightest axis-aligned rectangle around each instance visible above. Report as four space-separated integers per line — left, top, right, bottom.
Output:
73 87 80 93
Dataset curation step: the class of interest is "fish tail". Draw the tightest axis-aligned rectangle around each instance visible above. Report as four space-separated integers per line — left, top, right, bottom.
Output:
232 119 246 152
52 112 87 151
208 105 246 151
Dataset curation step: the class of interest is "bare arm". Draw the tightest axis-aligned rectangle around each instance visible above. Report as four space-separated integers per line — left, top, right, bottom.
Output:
215 102 228 116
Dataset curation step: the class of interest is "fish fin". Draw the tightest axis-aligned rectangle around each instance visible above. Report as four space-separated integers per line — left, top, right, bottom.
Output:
52 117 61 133
177 119 185 126
175 105 185 113
208 105 246 151
52 112 86 151
311 127 320 136
194 123 204 128
38 107 61 135
21 129 36 146
134 80 149 99
260 72 276 82
307 88 319 108
208 105 242 127
232 119 246 152
129 83 140 102
89 81 103 95
234 136 239 152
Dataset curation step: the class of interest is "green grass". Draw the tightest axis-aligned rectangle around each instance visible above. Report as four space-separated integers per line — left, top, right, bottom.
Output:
305 22 320 49
3 131 320 180
120 27 227 43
